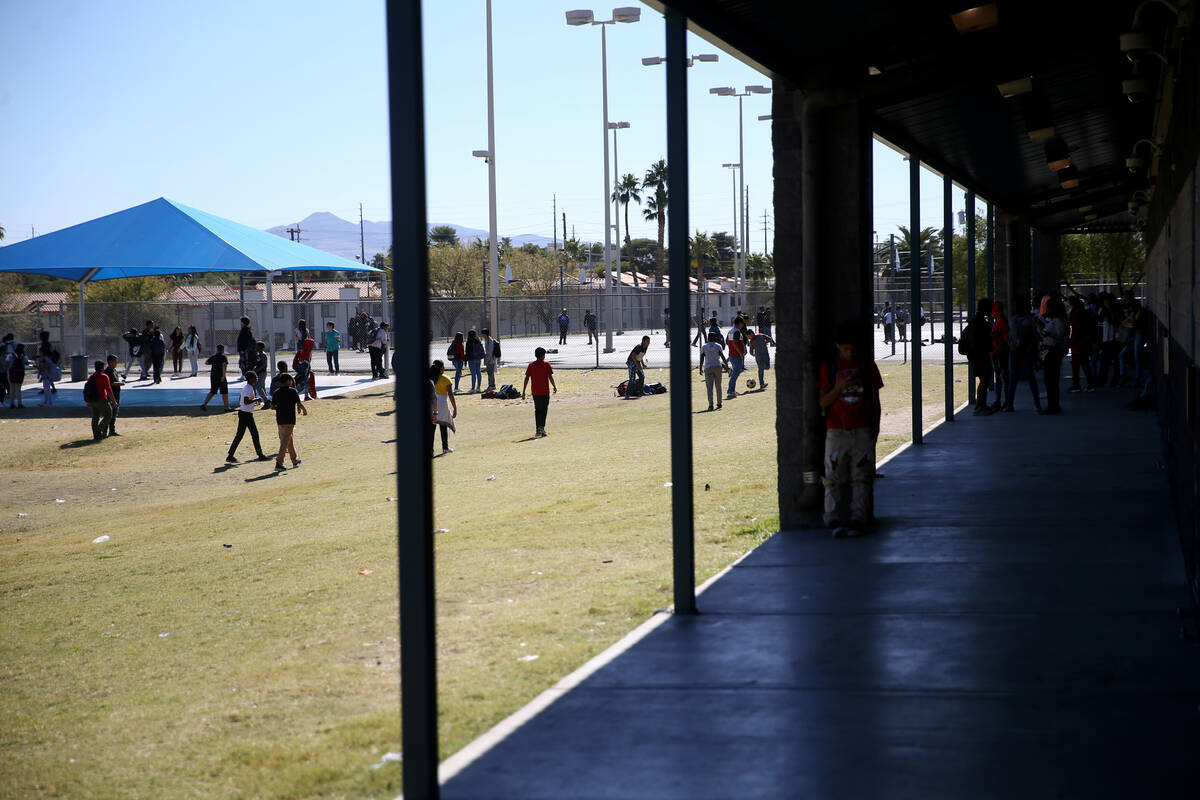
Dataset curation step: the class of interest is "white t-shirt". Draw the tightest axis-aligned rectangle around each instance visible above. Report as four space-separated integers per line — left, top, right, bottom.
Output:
700 342 724 370
238 383 263 413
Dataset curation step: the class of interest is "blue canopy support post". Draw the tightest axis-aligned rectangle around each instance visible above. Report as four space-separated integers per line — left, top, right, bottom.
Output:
666 7 696 615
966 191 976 394
389 0 439 797
77 267 99 360
239 273 245 319
909 156 922 445
265 271 276 379
943 175 954 422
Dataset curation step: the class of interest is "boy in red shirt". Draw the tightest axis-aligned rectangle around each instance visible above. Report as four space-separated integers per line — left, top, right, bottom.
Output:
818 323 883 536
522 347 557 438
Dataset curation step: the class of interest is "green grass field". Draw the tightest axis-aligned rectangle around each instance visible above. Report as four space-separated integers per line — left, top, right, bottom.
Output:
0 360 965 798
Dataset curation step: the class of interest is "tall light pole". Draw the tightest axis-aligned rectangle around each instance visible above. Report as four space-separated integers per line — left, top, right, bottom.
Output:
710 84 771 305
723 162 739 287
609 120 629 334
567 7 641 353
472 0 499 337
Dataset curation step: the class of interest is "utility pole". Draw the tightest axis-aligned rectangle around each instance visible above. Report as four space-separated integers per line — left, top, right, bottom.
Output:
762 210 769 254
359 203 366 265
553 195 557 251
562 212 567 247
287 226 301 301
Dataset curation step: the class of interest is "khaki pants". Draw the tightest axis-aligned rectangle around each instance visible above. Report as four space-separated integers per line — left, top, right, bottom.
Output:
823 427 874 527
703 367 723 407
276 423 297 464
87 400 112 439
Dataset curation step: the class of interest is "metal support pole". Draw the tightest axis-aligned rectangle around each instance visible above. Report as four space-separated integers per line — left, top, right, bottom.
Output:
381 269 390 327
388 0 438 795
485 0 500 337
943 175 954 422
1031 228 1040 295
666 8 695 615
600 24 614 353
239 272 245 319
265 273 276 392
737 93 745 303
986 201 995 302
966 191 976 391
909 156 922 444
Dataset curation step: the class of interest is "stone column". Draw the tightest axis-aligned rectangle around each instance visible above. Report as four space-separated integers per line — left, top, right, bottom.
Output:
997 212 1032 311
774 81 874 529
1033 229 1062 301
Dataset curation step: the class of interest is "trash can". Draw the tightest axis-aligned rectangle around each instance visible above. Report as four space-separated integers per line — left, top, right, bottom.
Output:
70 354 88 382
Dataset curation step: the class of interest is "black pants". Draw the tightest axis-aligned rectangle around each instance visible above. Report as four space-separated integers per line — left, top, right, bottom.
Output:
369 346 384 378
108 399 121 435
432 422 449 451
559 326 568 344
229 411 265 457
533 393 549 430
326 350 339 373
152 355 164 383
1006 351 1040 409
1042 348 1064 412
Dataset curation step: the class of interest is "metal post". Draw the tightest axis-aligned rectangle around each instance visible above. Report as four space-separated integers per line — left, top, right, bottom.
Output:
265 272 276 386
943 175 954 422
381 269 390 327
909 156 922 444
239 272 245 319
389 0 438 796
737 93 745 301
986 201 995 302
209 302 216 364
666 7 695 615
966 191 976 391
600 24 614 353
612 124 622 334
485 0 500 337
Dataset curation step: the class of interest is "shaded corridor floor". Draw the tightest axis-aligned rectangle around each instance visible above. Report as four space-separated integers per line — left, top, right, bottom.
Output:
441 386 1200 799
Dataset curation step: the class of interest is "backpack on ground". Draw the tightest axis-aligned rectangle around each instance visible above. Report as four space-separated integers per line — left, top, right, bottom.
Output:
82 373 101 402
644 382 667 395
496 384 519 399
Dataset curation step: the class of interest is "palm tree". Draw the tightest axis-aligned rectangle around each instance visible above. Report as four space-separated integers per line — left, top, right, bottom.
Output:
642 159 668 277
895 225 942 272
690 230 717 315
0 224 6 241
612 173 642 286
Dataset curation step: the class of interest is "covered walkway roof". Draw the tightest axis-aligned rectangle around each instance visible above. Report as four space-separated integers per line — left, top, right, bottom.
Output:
647 0 1170 233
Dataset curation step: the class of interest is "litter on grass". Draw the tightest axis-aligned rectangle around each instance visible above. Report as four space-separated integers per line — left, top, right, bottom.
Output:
358 569 373 575
385 496 395 502
55 498 66 504
158 632 169 638
92 535 110 544
370 752 403 770
487 475 497 481
517 654 540 662
17 513 27 518
434 528 450 534
663 482 672 488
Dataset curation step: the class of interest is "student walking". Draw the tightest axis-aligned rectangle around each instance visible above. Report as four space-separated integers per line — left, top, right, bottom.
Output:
270 374 307 471
82 360 118 440
557 309 570 345
726 317 748 398
183 326 202 376
447 332 466 391
323 322 342 375
430 359 457 454
122 328 144 380
699 332 730 411
226 370 272 463
201 344 232 411
36 349 58 407
749 328 776 388
103 355 125 435
819 323 883 536
522 347 557 438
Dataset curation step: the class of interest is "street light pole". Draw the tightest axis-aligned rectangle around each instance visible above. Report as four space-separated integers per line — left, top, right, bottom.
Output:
609 120 629 335
485 0 500 336
710 84 770 307
723 162 739 288
568 7 640 353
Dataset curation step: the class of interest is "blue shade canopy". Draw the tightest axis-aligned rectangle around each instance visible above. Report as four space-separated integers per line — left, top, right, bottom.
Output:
0 198 382 281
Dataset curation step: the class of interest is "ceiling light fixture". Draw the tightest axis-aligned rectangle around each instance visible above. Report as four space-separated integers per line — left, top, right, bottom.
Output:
951 4 999 33
1084 213 1098 221
997 77 1033 97
1027 126 1056 143
1079 205 1094 214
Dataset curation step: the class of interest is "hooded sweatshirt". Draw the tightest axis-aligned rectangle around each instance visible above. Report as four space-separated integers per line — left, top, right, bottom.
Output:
990 301 1009 356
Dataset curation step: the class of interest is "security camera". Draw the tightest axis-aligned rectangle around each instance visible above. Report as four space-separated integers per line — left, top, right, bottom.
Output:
1122 77 1150 103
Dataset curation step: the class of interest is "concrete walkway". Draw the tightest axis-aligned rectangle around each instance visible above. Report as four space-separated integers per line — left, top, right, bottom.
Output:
440 386 1199 798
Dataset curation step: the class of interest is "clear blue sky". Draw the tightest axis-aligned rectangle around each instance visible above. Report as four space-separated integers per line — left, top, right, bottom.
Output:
0 0 972 256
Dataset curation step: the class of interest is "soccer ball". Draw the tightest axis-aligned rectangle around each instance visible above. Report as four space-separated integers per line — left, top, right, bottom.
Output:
746 379 756 389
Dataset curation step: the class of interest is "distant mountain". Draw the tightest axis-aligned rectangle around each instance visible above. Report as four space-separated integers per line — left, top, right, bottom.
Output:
265 213 555 259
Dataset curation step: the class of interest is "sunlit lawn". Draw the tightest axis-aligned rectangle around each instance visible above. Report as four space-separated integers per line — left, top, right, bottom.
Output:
0 359 963 798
